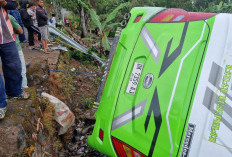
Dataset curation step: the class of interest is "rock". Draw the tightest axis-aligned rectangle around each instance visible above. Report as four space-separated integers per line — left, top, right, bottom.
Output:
33 76 42 86
40 63 46 69
74 128 82 136
82 125 94 135
36 89 42 95
77 147 85 154
0 125 26 156
41 92 75 135
59 152 67 157
34 142 43 157
42 74 49 80
73 136 80 142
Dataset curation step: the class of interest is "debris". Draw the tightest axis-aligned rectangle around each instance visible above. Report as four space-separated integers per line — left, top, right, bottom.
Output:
41 92 75 135
81 125 94 135
24 145 35 156
51 44 68 52
42 74 49 80
77 147 85 154
36 89 43 95
70 68 76 71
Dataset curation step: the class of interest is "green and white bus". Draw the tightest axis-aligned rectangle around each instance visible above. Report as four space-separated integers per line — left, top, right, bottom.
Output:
88 7 232 157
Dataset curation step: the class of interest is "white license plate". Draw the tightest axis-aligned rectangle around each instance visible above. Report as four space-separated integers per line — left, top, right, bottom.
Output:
126 62 144 95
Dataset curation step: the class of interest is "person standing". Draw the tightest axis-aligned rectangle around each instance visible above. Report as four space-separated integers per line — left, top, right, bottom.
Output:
0 0 29 119
27 2 41 46
8 2 26 43
20 0 41 50
36 0 49 53
9 14 28 89
27 2 37 27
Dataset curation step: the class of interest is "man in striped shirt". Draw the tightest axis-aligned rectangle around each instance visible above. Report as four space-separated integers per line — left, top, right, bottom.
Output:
0 0 29 119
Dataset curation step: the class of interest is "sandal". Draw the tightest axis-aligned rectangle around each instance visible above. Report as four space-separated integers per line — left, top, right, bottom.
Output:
0 107 7 119
43 48 50 54
7 92 30 100
36 44 42 48
44 50 50 54
28 47 37 50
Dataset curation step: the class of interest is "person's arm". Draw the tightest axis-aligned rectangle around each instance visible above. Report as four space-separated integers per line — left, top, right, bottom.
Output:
14 25 23 34
9 15 23 34
27 10 36 20
36 8 48 20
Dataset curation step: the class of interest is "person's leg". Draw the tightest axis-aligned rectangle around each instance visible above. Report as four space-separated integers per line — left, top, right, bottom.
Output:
45 26 49 50
0 47 7 109
18 50 28 89
38 32 42 42
39 26 49 53
27 27 35 49
31 25 41 41
33 34 38 46
0 75 6 108
45 40 48 49
0 42 22 97
42 40 46 50
41 40 49 54
0 74 7 119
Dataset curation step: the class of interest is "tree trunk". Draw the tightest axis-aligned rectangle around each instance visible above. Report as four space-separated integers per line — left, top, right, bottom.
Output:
80 7 88 37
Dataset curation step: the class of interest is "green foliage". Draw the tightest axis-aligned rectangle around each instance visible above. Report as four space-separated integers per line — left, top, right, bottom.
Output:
102 2 129 29
218 1 232 13
50 0 232 59
77 0 129 51
69 50 95 65
218 1 223 10
129 0 155 8
102 34 111 51
83 97 93 109
67 13 80 23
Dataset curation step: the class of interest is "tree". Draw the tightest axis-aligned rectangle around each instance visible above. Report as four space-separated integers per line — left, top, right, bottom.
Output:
78 0 129 53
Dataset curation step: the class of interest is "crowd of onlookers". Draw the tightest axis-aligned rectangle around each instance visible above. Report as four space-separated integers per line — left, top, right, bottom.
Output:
0 0 56 119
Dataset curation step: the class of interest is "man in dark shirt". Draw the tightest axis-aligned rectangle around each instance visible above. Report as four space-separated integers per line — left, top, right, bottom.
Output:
0 0 29 119
36 0 49 53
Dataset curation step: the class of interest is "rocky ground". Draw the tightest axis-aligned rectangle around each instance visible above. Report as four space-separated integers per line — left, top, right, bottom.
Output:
0 43 105 157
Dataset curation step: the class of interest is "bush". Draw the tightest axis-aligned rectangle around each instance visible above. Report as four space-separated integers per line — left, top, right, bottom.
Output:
68 50 95 65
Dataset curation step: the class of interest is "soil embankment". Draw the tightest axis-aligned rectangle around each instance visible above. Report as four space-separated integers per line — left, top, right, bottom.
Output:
0 43 104 156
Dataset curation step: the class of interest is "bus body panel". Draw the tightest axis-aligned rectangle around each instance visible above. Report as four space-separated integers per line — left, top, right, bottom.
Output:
88 8 232 157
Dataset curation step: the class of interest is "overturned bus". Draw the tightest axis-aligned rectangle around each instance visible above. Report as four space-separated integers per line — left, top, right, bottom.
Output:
88 7 232 157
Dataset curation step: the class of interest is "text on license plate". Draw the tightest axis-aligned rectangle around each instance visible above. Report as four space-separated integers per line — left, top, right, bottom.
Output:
126 62 144 95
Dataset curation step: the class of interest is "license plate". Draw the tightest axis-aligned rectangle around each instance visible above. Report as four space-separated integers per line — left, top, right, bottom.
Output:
126 62 144 95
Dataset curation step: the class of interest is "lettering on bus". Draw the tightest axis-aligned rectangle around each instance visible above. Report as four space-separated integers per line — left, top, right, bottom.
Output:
209 65 232 143
181 123 196 157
